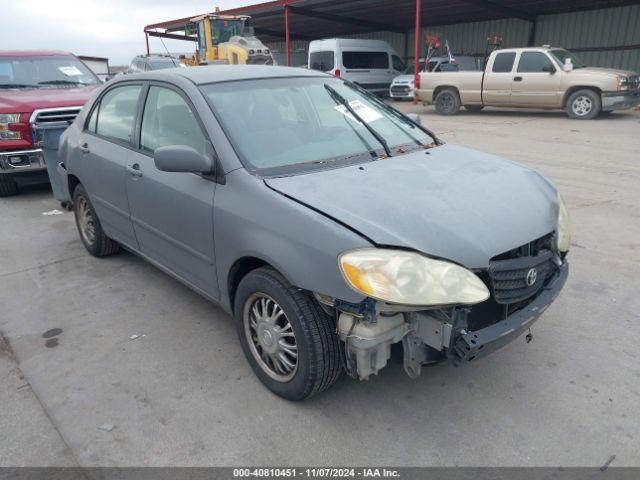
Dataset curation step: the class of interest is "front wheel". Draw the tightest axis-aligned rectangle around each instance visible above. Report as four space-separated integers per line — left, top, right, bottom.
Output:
434 88 461 115
566 89 601 120
0 174 19 197
234 267 342 401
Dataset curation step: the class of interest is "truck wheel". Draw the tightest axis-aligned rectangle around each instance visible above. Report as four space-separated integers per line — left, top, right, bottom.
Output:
567 89 601 120
234 267 342 401
435 89 461 115
0 174 19 197
72 184 120 257
465 105 484 112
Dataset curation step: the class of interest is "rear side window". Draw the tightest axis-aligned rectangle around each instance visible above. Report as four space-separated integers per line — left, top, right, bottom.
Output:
492 52 516 73
140 86 207 155
342 51 389 69
95 85 142 143
309 51 334 71
517 52 553 72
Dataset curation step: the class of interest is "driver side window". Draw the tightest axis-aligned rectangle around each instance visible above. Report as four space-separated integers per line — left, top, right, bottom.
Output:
140 86 207 155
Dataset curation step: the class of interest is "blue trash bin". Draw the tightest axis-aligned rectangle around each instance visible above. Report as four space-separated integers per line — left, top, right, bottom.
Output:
32 122 71 204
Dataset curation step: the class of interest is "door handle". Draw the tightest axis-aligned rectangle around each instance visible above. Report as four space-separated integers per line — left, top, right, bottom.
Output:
79 142 90 154
514 76 523 82
126 163 143 177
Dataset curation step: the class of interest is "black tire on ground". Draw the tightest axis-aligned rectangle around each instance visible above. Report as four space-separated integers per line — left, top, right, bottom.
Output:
72 184 120 257
0 174 19 197
234 266 342 401
566 89 601 120
434 88 461 115
465 105 484 112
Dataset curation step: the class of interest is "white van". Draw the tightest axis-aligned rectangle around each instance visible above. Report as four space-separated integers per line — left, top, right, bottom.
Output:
308 38 406 96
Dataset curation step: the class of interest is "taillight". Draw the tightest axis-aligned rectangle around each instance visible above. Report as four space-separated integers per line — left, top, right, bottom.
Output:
334 69 341 77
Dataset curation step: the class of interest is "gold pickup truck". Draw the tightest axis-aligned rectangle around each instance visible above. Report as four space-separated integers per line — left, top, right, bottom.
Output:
416 46 640 119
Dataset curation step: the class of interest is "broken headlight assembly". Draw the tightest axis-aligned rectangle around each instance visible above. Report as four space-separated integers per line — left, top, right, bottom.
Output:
339 248 489 307
556 193 571 253
0 113 23 141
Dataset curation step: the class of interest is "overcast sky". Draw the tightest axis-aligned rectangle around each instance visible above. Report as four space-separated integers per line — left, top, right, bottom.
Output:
4 0 267 65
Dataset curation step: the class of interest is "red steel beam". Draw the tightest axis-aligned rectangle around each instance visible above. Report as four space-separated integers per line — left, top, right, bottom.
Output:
285 0 291 66
413 0 421 105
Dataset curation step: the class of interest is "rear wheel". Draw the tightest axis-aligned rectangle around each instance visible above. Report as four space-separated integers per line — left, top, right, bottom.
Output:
0 174 19 197
566 89 601 120
73 184 120 257
434 88 461 115
234 267 342 401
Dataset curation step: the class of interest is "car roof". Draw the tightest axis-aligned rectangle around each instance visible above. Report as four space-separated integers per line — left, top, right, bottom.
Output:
122 65 329 85
0 50 73 57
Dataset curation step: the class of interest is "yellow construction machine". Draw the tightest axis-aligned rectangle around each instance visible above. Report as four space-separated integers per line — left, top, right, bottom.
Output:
145 9 275 66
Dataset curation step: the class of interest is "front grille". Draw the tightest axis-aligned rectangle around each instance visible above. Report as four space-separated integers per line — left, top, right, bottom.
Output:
629 75 640 91
31 107 82 126
391 85 411 93
488 250 557 304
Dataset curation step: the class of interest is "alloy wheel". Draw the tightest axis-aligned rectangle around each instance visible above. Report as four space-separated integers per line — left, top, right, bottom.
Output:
572 96 593 116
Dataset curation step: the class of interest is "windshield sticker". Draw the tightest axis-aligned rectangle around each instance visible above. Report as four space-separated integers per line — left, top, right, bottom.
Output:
335 100 383 123
58 66 83 76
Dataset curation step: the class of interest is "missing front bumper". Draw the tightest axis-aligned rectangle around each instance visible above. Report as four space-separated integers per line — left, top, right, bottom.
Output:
453 261 569 363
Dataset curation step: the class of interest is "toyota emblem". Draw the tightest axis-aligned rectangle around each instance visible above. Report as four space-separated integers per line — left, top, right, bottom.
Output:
525 268 538 287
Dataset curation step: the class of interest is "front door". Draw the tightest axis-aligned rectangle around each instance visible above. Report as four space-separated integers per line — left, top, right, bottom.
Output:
511 51 562 107
125 84 219 299
78 83 143 248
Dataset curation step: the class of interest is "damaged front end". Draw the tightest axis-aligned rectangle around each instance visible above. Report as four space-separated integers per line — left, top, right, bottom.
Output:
317 235 569 381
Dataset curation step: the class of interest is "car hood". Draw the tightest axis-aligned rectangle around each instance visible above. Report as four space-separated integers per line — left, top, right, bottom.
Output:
0 86 98 113
392 75 414 84
574 66 637 78
265 144 558 269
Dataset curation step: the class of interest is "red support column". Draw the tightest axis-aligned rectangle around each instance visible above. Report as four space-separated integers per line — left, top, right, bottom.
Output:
285 0 291 66
145 32 150 55
413 0 422 105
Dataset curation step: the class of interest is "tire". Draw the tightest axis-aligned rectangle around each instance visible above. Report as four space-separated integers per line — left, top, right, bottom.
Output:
465 105 484 112
234 267 342 401
0 174 19 197
434 88 461 115
566 89 601 120
72 184 120 257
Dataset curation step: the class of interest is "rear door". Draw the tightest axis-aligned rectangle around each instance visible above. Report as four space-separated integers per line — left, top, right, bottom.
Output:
341 50 392 92
77 83 143 247
483 51 517 105
511 51 562 107
125 83 219 299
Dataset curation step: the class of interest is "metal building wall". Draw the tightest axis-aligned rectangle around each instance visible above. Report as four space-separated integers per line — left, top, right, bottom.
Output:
266 4 640 71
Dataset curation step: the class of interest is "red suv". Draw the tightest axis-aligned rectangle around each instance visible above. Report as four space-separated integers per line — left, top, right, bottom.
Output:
0 50 100 196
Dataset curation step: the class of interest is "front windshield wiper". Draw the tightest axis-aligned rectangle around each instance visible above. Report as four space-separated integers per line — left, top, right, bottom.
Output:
324 84 391 158
38 80 92 86
0 83 37 89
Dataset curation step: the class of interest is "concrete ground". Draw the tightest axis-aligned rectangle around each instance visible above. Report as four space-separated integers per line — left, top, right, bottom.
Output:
1 105 639 467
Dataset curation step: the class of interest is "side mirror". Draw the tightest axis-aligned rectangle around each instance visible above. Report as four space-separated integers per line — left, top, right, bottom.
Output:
543 64 556 74
406 113 422 126
154 145 212 174
563 59 573 73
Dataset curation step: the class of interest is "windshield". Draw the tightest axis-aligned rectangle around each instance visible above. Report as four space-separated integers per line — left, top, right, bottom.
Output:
549 49 587 69
0 55 98 88
149 58 179 70
405 61 426 74
201 77 436 175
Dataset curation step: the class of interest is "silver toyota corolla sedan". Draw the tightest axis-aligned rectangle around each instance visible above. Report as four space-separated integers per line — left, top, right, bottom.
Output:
59 66 570 400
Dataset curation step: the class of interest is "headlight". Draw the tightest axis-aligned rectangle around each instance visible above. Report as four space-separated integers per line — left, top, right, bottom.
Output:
339 249 489 306
556 193 571 253
617 76 629 91
0 113 22 140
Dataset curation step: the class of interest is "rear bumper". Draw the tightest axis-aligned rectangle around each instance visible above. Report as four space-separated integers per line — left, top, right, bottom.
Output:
453 261 569 363
602 90 640 111
0 149 46 173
